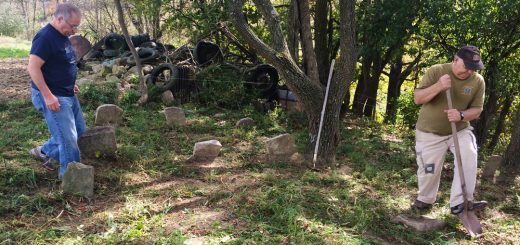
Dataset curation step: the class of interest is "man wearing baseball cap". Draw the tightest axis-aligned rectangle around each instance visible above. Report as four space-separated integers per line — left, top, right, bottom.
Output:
411 45 487 215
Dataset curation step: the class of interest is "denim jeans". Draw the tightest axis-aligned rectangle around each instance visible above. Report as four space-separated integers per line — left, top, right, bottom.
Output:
31 88 86 178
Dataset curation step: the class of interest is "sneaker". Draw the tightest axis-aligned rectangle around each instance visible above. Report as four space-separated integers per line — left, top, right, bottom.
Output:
411 199 433 210
29 146 49 162
450 201 488 215
41 158 56 171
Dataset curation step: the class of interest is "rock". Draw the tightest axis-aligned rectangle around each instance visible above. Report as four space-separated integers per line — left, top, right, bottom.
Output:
214 113 225 118
105 75 121 83
191 140 222 162
392 214 446 232
95 104 123 126
265 133 297 161
483 155 502 180
61 162 94 198
112 65 126 77
236 117 255 127
143 65 154 75
78 126 117 158
164 107 186 126
102 59 116 70
161 90 174 104
289 152 304 164
92 64 109 76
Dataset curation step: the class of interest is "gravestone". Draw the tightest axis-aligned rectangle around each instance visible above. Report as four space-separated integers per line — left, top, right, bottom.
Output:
95 104 123 126
61 162 94 198
265 134 297 161
78 126 117 158
191 140 222 162
164 107 186 126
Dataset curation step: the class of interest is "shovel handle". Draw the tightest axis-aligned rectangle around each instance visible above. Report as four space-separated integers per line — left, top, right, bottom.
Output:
446 89 470 208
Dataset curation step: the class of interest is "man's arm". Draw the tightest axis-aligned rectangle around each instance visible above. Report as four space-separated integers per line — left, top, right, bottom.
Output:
27 54 60 112
414 74 451 105
445 107 483 122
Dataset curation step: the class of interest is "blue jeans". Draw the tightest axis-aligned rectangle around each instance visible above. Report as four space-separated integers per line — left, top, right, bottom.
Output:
31 88 86 178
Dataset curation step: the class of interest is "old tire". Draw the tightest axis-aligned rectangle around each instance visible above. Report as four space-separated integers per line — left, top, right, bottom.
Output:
246 64 279 100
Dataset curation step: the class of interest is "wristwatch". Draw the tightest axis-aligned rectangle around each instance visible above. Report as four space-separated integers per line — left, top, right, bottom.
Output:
459 111 465 121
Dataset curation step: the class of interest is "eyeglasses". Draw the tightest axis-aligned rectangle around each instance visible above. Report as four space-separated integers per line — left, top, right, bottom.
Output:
64 18 80 30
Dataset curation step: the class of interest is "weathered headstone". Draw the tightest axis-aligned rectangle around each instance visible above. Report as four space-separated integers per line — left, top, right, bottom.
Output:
265 134 297 161
483 155 502 180
95 104 123 126
61 162 94 198
236 117 255 127
78 126 117 158
164 107 186 126
161 90 174 104
392 214 446 232
191 140 222 162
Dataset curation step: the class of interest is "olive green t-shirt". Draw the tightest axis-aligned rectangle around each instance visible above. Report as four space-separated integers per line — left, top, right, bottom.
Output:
416 63 485 136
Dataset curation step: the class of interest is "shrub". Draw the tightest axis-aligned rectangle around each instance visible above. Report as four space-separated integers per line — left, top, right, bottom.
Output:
78 81 119 110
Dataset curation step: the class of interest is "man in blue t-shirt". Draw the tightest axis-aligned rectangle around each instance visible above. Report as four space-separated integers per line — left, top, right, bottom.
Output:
28 3 86 179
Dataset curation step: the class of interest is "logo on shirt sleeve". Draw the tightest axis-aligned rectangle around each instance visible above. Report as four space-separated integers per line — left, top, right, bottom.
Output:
463 87 473 95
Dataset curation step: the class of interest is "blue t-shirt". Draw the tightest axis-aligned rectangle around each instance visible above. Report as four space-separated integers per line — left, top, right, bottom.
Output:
30 24 77 97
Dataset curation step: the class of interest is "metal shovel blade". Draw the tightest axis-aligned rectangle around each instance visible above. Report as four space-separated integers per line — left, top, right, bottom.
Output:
458 210 483 237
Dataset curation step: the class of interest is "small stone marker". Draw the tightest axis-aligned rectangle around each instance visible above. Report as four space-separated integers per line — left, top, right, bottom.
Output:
392 214 446 232
164 107 186 126
191 140 222 162
61 162 94 198
236 117 255 127
95 104 123 126
265 133 297 161
78 126 117 158
483 155 502 180
161 90 174 104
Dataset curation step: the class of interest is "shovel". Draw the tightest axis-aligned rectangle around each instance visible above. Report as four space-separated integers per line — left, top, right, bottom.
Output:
446 88 483 237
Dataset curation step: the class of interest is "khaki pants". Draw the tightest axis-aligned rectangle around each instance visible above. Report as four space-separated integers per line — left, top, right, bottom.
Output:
415 128 478 207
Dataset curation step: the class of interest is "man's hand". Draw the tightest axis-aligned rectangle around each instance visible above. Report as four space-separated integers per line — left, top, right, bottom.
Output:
444 109 462 122
44 94 60 112
437 74 452 91
74 84 80 94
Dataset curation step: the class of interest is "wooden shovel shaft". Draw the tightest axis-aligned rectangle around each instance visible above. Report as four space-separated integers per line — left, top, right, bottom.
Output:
446 89 482 237
445 89 470 209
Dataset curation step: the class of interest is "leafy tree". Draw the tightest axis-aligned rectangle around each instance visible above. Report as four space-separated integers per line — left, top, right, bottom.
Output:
0 2 24 37
502 103 520 173
230 0 357 167
351 0 424 119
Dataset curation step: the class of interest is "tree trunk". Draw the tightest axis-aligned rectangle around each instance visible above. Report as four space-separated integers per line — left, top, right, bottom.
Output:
297 0 320 84
123 1 144 34
114 0 148 104
230 0 356 167
385 52 421 123
502 104 520 171
315 0 330 84
287 0 300 63
487 94 513 152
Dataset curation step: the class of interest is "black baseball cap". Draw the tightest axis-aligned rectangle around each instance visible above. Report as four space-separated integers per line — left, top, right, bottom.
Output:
456 45 484 70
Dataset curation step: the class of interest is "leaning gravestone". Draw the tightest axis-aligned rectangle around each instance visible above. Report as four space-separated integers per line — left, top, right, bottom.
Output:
164 107 186 126
191 140 222 162
61 162 94 198
265 134 297 161
78 126 117 158
236 117 255 127
483 155 502 181
392 214 446 232
95 104 123 126
161 90 174 104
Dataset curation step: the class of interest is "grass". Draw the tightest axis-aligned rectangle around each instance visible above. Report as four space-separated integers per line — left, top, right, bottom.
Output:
0 83 519 244
0 36 31 58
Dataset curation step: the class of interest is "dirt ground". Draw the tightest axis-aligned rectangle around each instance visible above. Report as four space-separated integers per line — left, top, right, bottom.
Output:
0 58 31 102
